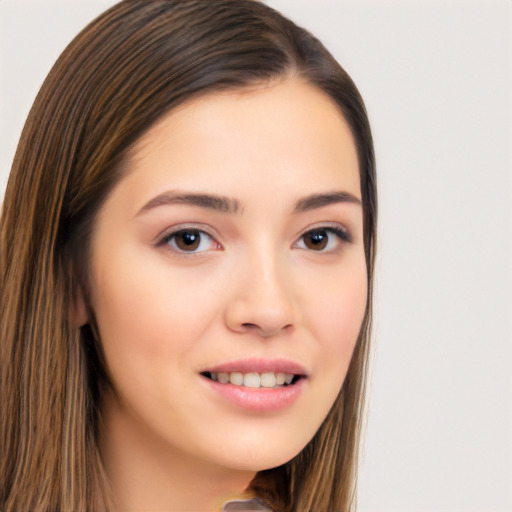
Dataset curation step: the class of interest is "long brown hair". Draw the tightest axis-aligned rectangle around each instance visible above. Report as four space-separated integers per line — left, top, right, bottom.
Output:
0 1 376 510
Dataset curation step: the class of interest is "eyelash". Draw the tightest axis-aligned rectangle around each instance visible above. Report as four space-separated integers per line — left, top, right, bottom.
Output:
156 225 352 255
293 226 352 252
157 228 220 255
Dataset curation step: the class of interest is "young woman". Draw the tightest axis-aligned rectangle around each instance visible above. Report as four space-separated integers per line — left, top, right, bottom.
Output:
0 1 376 511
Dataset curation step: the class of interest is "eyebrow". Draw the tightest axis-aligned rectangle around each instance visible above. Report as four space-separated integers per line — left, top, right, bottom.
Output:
136 189 361 217
292 191 361 213
137 191 242 216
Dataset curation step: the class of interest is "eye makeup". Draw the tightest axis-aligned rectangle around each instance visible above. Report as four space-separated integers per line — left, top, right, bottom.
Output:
153 220 353 258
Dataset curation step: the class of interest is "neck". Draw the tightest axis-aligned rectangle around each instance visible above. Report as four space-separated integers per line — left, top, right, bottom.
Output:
99 395 256 512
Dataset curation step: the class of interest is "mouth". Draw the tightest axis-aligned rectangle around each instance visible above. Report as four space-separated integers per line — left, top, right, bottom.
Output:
200 371 304 389
200 360 307 411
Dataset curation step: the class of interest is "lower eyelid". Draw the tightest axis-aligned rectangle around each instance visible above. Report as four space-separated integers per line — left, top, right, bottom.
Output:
155 224 352 252
157 229 219 252
293 226 353 251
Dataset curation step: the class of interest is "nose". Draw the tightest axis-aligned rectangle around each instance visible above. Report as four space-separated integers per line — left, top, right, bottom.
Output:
224 249 298 338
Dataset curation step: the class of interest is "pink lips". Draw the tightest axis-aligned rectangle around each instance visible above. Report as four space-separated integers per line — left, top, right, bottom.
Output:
200 358 308 412
204 358 308 375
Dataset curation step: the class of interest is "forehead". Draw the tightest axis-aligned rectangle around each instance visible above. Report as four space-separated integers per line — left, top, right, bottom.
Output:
119 77 361 210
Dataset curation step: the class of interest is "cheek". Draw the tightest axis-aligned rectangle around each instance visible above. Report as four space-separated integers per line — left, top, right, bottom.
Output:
306 260 368 369
91 248 223 370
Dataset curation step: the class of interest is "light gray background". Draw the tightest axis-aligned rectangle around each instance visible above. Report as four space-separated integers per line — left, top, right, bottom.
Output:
1 1 511 511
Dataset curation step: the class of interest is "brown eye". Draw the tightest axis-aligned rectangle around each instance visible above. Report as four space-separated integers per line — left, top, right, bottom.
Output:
303 230 329 250
175 230 201 251
295 226 350 252
163 229 217 253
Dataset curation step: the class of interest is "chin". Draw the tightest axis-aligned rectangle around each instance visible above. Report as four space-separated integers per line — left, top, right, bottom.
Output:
207 434 310 473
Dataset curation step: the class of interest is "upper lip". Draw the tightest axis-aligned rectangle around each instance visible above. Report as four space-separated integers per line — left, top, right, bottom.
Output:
203 358 308 376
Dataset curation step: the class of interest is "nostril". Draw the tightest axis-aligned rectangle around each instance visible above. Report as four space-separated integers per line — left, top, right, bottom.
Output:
240 322 293 338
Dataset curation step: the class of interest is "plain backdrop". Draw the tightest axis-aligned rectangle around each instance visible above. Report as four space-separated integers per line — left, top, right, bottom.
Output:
1 1 511 511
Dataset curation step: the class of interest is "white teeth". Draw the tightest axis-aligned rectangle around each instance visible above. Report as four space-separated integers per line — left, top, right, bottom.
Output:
208 371 297 388
217 372 229 384
276 372 286 385
243 372 261 388
260 372 277 388
229 372 244 386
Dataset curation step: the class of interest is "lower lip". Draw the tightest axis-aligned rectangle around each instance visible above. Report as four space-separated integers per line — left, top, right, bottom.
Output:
202 376 305 412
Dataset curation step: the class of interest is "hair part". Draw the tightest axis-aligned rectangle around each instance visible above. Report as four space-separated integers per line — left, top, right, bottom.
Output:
0 1 376 510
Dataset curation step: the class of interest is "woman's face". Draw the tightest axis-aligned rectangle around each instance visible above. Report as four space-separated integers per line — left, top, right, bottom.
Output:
87 77 367 472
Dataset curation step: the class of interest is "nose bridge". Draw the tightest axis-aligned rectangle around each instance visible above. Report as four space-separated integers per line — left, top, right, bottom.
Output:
252 240 289 301
225 235 297 337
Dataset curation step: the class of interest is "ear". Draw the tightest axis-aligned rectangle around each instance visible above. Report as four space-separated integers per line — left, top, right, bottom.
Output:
71 285 89 327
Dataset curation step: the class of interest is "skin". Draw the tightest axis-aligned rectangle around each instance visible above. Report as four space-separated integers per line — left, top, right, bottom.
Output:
83 76 367 511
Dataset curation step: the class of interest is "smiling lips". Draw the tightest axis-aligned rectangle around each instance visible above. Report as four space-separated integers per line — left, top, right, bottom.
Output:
201 359 307 411
203 371 298 388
